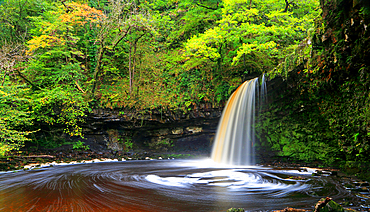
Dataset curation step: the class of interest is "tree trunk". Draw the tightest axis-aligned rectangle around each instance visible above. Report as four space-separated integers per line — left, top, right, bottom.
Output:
243 53 247 74
129 33 144 95
284 0 290 12
92 25 131 96
129 43 132 94
91 44 105 95
132 36 140 94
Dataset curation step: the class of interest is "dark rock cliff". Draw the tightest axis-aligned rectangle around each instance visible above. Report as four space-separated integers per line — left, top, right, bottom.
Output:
79 106 223 155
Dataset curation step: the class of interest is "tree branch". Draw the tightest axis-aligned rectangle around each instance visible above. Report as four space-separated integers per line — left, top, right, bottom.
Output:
60 0 73 13
195 2 219 10
1 70 7 86
112 26 131 50
284 0 290 12
75 80 85 93
14 67 40 90
284 0 298 12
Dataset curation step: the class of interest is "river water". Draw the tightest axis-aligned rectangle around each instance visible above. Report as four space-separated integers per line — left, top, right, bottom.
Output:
0 159 357 211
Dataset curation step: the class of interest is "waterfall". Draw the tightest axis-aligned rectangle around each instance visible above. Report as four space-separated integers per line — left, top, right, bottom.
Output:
211 76 265 165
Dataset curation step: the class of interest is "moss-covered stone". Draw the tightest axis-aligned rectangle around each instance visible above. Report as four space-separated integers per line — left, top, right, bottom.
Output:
321 199 344 212
314 197 356 212
227 208 244 212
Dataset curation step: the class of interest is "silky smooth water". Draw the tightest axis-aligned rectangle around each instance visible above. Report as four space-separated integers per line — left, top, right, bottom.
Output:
211 78 260 165
0 160 354 211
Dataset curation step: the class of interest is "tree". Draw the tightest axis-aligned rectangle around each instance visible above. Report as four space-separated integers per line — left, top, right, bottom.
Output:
0 84 33 157
263 0 370 176
0 0 46 45
92 0 155 95
184 0 320 72
0 42 34 156
24 1 102 137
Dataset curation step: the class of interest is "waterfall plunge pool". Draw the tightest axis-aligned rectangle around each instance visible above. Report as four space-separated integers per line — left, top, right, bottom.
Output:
0 159 361 211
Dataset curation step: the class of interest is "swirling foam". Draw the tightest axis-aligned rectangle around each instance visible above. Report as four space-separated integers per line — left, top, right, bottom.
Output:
145 169 309 197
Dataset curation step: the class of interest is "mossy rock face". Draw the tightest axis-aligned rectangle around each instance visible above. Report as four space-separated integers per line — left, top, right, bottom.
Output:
318 198 344 212
325 201 344 212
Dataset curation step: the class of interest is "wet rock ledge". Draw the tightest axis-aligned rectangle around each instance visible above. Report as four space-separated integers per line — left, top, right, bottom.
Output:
79 106 223 154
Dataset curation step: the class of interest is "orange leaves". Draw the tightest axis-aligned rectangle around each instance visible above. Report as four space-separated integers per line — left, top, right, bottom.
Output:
26 2 104 55
59 2 104 26
26 34 64 55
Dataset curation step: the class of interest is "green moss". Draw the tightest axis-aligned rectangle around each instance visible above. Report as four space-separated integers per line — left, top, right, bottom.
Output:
318 198 345 212
227 208 244 212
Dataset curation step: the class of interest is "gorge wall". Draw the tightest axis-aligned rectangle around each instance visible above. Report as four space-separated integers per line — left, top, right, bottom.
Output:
79 105 223 156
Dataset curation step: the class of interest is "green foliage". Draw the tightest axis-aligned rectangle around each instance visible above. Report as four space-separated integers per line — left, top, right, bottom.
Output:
73 140 90 151
30 136 73 150
119 137 133 152
262 0 370 177
184 0 320 71
146 138 174 152
0 0 322 113
0 84 34 157
30 87 88 137
21 1 97 137
124 139 133 152
0 0 46 45
0 0 323 157
259 100 337 163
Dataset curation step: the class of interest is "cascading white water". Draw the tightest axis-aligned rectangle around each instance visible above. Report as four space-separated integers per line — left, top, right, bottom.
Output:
211 76 265 165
